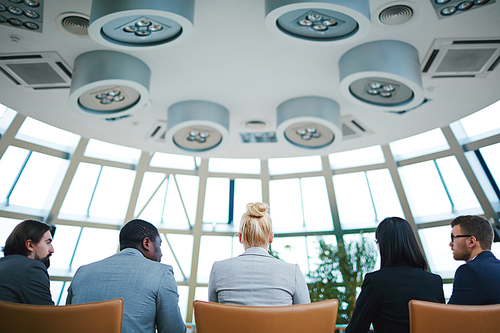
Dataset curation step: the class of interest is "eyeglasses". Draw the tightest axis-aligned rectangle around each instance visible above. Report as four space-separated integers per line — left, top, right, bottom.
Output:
451 234 473 242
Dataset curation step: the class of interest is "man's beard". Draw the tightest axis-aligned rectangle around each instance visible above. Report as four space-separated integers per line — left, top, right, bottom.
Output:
35 254 51 268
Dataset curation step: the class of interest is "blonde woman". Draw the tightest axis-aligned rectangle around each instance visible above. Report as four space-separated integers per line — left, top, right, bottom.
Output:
208 202 310 306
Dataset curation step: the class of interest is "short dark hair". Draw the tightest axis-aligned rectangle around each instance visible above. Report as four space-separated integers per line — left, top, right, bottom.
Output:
119 219 159 251
376 217 428 270
451 215 493 250
2 220 51 256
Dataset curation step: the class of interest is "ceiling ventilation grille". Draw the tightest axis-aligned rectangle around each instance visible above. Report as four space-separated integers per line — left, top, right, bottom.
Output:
146 120 167 142
422 38 500 78
341 115 372 140
378 5 413 25
56 13 90 36
0 52 72 89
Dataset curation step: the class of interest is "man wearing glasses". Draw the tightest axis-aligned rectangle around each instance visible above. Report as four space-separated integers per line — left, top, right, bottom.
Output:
448 215 500 305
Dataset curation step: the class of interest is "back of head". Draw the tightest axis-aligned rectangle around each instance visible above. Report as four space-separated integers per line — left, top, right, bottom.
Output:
376 217 428 270
119 219 159 251
2 220 51 256
451 215 494 250
240 202 272 248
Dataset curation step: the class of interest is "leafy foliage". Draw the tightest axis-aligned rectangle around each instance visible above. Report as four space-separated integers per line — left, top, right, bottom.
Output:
308 235 377 324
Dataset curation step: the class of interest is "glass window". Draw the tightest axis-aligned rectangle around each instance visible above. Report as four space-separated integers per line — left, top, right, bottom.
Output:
48 224 81 276
177 286 189 321
0 105 17 135
479 142 500 187
15 117 80 152
272 236 309 275
453 99 500 141
300 177 333 229
150 152 196 170
197 236 234 283
419 226 461 279
50 281 68 305
59 163 135 223
8 152 69 212
366 169 404 221
329 145 385 169
0 217 21 255
136 174 193 229
175 175 199 225
389 128 449 161
343 232 379 272
70 227 119 272
399 161 453 222
233 178 262 222
84 139 141 165
208 158 261 174
268 155 322 175
269 178 304 230
334 172 376 229
0 146 30 205
203 178 230 223
160 233 193 282
305 235 338 275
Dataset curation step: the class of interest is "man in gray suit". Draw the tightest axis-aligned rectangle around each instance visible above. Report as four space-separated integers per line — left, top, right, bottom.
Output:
66 219 186 333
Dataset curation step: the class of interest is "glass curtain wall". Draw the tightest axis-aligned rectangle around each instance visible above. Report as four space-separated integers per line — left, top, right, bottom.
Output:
1 100 500 322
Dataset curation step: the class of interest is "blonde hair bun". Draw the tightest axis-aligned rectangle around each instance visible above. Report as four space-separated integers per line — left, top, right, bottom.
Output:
246 202 269 218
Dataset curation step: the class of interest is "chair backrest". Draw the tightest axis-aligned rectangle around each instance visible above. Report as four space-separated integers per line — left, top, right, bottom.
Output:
194 299 338 333
409 300 500 333
0 298 123 333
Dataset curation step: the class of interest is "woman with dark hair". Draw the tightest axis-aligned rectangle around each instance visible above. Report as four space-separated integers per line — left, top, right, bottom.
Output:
346 217 445 333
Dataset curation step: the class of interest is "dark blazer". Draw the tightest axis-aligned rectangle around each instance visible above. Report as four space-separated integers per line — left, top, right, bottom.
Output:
346 263 445 333
0 254 54 305
448 250 500 305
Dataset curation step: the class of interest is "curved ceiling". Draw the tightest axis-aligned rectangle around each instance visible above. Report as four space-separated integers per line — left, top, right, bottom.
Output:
0 0 499 159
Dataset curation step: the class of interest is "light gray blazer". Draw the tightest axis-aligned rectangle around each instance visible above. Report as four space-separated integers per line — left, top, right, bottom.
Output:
208 247 311 306
66 248 186 333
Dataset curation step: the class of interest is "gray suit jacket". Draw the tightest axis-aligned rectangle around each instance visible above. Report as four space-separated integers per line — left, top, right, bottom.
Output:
66 248 186 333
0 255 54 305
208 247 311 306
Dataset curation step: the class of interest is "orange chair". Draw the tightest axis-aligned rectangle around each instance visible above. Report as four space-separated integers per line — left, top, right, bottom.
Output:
0 298 123 333
194 299 338 333
409 300 500 333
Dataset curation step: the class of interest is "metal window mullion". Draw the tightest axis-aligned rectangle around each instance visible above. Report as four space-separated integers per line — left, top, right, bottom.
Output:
474 150 500 201
86 165 103 218
164 234 187 281
364 171 378 222
433 159 456 213
299 178 306 227
172 174 193 229
228 179 235 224
68 227 84 270
5 150 32 206
160 175 170 224
135 174 168 218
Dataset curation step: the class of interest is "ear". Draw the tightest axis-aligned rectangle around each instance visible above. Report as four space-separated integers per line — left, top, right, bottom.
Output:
468 236 478 249
238 233 243 244
25 239 35 258
268 232 274 244
142 237 153 251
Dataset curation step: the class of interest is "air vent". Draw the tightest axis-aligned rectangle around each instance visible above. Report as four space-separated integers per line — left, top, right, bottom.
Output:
422 38 500 78
56 13 90 37
341 115 372 140
0 52 71 89
378 5 413 25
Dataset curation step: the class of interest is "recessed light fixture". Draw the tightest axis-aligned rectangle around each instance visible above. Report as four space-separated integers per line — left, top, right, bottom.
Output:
276 96 342 149
88 0 194 50
166 101 230 153
339 40 424 112
0 0 43 32
430 0 495 19
265 0 371 43
69 51 150 118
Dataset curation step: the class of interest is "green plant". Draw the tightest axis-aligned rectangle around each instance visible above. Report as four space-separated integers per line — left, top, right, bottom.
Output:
308 235 377 324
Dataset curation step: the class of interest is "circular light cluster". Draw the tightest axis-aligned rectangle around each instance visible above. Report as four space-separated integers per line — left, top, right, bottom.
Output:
297 127 321 140
186 130 210 143
122 19 164 37
366 81 396 98
23 0 40 7
437 0 489 16
265 0 371 43
88 0 194 50
94 89 125 105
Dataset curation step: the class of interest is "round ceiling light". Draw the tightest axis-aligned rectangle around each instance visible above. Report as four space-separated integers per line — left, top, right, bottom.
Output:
88 0 194 50
69 51 150 119
166 101 230 153
339 40 424 112
276 96 342 150
265 0 371 43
